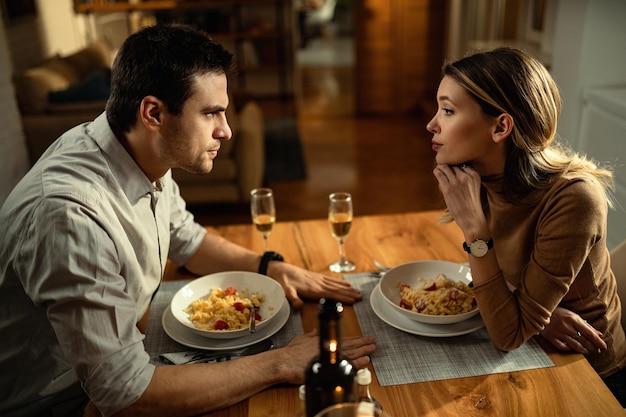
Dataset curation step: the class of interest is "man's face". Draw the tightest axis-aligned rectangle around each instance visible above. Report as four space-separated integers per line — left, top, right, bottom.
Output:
158 72 232 175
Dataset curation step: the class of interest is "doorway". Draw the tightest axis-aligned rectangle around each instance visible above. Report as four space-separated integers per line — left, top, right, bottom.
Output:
294 0 354 118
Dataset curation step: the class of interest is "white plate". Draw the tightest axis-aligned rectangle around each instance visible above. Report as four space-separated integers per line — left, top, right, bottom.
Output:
370 283 484 337
379 260 479 324
170 271 285 339
162 297 290 350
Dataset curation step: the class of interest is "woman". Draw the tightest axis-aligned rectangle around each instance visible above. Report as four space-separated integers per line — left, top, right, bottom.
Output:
428 47 626 405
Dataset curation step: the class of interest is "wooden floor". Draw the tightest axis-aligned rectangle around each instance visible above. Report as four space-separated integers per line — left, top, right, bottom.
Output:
190 38 445 227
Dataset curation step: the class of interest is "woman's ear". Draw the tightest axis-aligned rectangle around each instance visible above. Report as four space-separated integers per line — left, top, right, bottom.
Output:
139 96 163 131
492 113 513 144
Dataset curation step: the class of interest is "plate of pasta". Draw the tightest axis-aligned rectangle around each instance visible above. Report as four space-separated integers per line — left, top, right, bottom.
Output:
379 260 479 324
170 271 286 339
370 283 484 337
162 296 291 350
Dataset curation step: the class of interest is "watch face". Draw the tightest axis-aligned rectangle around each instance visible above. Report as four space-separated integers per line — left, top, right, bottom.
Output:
470 240 489 257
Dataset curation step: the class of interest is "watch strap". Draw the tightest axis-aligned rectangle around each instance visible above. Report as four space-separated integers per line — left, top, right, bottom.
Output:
258 251 284 275
463 241 470 253
463 238 494 254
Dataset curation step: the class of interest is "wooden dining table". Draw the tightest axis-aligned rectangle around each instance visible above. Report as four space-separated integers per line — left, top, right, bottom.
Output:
159 210 624 417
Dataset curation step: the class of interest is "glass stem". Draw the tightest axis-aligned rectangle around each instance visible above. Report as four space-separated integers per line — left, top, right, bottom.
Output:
337 238 346 263
263 235 269 251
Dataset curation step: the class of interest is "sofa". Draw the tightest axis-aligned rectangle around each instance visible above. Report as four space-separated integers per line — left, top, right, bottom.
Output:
13 40 112 164
13 41 266 204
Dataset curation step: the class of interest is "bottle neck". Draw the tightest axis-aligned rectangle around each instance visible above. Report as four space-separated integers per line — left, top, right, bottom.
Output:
357 383 373 399
319 318 341 364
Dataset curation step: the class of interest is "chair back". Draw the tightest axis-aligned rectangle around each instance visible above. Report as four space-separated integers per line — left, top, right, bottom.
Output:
611 239 626 331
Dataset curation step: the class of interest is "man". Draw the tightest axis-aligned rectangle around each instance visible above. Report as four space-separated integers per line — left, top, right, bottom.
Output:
0 24 375 417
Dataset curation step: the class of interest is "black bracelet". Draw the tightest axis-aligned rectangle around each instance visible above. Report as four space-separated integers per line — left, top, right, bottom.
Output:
258 251 284 275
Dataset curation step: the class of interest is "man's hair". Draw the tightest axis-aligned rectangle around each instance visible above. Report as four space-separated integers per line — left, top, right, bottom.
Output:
106 23 234 133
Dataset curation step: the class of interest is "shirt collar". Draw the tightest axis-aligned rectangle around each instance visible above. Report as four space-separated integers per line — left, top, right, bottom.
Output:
87 113 169 203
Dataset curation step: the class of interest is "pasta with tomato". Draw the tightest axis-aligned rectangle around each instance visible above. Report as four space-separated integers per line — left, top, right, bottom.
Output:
184 286 265 331
399 274 476 316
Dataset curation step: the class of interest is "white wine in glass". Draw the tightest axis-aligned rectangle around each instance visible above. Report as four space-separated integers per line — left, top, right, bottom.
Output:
328 192 355 272
250 188 276 251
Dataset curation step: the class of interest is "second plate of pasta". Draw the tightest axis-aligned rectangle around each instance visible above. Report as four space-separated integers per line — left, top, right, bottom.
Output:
379 260 479 324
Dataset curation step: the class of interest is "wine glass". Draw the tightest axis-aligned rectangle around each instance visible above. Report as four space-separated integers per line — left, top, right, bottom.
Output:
250 188 276 251
328 192 355 272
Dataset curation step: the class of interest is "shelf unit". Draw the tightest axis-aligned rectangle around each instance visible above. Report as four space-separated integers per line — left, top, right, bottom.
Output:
73 0 294 101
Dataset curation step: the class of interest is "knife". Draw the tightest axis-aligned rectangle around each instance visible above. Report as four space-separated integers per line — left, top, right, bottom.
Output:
160 338 275 365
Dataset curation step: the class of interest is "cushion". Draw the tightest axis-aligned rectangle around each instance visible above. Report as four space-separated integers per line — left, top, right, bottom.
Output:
63 40 112 80
40 55 80 84
13 55 79 113
13 41 111 114
48 69 111 104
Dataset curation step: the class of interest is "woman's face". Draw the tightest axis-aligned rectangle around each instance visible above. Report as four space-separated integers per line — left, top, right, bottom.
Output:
426 75 506 175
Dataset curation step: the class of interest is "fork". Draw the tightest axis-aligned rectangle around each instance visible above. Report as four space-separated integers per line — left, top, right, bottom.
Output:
165 338 275 364
249 299 258 333
373 260 391 273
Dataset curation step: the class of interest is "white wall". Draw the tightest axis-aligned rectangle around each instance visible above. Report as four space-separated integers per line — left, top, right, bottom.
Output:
551 0 626 248
551 0 626 147
35 0 86 55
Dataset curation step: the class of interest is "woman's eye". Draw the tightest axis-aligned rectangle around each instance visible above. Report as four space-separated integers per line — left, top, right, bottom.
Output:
442 108 453 115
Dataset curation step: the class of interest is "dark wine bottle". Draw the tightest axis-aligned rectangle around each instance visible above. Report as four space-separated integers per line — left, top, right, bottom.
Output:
305 298 357 417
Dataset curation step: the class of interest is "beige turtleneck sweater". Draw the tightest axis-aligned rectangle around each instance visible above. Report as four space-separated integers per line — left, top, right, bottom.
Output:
471 174 626 378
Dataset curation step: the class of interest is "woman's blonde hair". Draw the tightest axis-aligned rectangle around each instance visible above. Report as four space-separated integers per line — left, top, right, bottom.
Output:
440 47 613 222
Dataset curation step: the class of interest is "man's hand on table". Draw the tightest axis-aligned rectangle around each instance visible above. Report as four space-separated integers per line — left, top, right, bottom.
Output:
267 261 363 309
276 329 377 384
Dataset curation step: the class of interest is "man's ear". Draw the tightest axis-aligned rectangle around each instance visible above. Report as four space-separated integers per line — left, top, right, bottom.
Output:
139 96 163 131
492 113 513 144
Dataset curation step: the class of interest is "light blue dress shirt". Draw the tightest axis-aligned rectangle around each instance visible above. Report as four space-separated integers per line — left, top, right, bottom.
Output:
0 113 206 416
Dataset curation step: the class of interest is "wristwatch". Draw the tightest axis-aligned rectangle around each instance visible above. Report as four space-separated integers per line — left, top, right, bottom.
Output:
463 238 493 257
258 251 284 275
